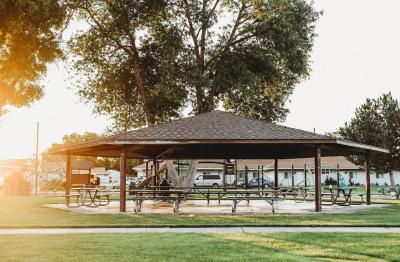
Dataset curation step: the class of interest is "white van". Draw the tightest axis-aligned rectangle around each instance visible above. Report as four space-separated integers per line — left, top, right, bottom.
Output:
194 174 223 188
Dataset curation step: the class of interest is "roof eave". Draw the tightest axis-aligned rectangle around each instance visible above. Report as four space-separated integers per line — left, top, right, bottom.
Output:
335 139 389 154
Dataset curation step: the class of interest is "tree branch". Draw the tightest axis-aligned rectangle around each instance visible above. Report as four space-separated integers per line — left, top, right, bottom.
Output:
182 0 201 63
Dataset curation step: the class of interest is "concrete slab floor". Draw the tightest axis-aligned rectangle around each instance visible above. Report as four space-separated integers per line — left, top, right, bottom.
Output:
46 200 386 215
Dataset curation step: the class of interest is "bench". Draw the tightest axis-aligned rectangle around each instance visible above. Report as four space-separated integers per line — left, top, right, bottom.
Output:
65 193 82 207
131 196 185 213
65 187 85 207
227 195 276 213
94 192 111 206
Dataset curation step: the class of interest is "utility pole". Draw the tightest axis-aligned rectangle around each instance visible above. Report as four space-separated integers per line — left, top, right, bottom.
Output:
35 122 39 196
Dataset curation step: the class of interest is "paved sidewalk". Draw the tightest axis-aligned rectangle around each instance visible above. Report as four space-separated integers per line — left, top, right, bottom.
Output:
1 227 400 234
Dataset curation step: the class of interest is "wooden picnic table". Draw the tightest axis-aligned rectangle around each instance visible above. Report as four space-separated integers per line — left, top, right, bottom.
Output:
129 189 184 213
323 186 359 205
82 187 100 207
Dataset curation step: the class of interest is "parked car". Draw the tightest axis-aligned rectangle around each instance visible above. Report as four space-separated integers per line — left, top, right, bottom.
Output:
237 178 274 188
194 174 223 188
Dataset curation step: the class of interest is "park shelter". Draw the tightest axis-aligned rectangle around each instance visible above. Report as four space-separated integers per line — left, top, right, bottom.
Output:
51 110 388 212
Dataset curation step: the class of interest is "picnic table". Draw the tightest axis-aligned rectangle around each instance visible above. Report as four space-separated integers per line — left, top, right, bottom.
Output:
323 186 361 205
129 189 184 213
226 189 279 213
65 186 110 208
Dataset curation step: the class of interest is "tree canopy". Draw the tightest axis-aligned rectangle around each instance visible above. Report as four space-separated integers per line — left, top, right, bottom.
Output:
338 93 400 186
66 0 187 130
0 0 66 115
67 0 321 131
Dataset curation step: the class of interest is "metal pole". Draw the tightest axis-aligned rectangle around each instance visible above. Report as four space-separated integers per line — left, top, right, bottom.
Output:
314 146 322 212
257 166 260 190
35 122 39 196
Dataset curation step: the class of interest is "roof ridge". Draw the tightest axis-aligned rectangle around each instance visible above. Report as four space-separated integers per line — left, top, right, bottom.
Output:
214 110 330 139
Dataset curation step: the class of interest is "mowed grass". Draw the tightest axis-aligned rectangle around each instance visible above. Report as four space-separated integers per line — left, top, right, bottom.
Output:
1 196 400 228
1 233 400 261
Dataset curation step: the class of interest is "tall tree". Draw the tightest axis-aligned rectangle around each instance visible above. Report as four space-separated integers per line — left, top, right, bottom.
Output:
67 0 320 187
177 0 321 121
338 93 400 186
67 0 320 128
0 0 66 115
66 0 187 130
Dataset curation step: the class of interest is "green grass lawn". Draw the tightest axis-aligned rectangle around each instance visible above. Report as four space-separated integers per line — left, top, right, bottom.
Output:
1 233 399 261
1 196 400 228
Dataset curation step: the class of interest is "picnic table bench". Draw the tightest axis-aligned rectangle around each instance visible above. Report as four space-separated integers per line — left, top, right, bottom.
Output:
226 189 280 213
323 186 364 205
65 186 111 207
129 189 184 213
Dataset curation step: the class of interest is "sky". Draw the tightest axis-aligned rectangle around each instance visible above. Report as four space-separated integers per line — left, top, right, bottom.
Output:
0 0 399 159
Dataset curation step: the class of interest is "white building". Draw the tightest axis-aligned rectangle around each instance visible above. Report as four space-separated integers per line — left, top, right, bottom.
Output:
133 157 400 186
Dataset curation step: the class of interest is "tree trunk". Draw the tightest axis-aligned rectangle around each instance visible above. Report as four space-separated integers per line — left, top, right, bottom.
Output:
130 41 155 126
166 160 199 192
389 170 396 187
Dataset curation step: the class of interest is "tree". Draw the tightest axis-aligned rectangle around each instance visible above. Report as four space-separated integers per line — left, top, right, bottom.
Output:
67 0 321 128
338 93 400 186
0 0 66 115
66 0 187 130
177 0 321 121
66 0 321 187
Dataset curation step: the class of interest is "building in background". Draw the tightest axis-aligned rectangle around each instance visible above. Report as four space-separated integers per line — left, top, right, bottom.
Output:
133 156 399 186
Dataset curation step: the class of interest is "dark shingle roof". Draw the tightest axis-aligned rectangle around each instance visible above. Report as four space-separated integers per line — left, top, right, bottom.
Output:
106 110 328 141
51 110 388 158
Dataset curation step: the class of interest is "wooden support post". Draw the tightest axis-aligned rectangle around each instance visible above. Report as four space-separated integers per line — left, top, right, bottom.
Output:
365 150 371 205
223 160 227 192
145 161 149 178
261 165 264 188
336 164 340 186
274 159 279 188
314 146 322 212
120 152 127 212
153 159 157 186
65 155 71 206
291 164 295 187
304 164 307 188
234 159 238 187
245 166 249 188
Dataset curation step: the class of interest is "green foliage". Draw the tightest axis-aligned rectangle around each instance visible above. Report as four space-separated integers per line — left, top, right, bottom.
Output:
66 0 187 130
0 0 66 115
67 0 321 131
338 93 400 174
178 0 321 121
